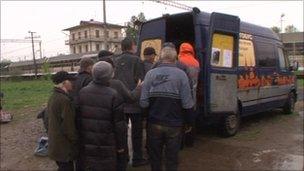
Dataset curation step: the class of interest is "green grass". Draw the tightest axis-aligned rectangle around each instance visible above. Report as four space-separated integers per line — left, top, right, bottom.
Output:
1 79 53 111
297 79 304 88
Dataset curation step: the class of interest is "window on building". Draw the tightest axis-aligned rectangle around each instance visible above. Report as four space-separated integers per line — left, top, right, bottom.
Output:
85 45 89 52
84 30 88 38
256 42 276 67
73 46 76 54
105 31 109 38
107 44 110 50
78 32 81 39
239 39 256 66
78 45 82 53
96 30 100 38
96 44 100 51
211 33 234 68
72 33 75 41
114 31 118 38
278 47 287 70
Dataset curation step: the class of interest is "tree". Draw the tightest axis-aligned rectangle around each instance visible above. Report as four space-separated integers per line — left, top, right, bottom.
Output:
285 25 298 33
125 12 147 40
270 26 281 34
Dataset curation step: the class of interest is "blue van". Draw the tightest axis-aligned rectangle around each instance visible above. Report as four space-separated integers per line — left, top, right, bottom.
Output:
137 8 297 137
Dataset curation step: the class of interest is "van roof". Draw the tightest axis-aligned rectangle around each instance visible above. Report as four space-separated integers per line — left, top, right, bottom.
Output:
142 10 280 41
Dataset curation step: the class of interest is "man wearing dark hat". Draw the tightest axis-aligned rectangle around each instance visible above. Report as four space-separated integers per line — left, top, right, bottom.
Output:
143 47 156 76
47 71 78 171
77 61 128 171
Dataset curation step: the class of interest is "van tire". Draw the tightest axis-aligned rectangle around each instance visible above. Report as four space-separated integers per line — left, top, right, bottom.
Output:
219 112 240 137
283 93 295 114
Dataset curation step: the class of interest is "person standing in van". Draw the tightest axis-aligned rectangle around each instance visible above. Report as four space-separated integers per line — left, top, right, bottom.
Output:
140 46 194 171
113 37 148 167
178 43 200 147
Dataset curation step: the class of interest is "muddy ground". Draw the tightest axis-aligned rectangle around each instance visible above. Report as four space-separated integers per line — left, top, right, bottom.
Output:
1 89 303 170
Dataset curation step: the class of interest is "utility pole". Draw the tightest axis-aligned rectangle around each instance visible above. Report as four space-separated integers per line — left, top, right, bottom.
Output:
103 0 108 50
280 13 285 40
27 31 38 79
39 41 42 59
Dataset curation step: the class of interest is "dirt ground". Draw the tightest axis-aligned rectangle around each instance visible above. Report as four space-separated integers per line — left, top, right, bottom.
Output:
1 89 303 170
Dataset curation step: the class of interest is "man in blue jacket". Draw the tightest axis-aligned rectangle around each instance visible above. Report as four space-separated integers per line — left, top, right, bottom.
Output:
140 45 194 171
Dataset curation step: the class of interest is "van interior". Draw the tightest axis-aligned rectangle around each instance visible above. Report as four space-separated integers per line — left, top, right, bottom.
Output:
165 13 204 106
165 13 195 53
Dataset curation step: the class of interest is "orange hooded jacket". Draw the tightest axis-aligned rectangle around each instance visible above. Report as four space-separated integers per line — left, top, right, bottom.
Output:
178 43 199 68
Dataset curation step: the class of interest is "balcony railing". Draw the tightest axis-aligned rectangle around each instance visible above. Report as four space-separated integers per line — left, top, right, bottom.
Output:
65 36 124 45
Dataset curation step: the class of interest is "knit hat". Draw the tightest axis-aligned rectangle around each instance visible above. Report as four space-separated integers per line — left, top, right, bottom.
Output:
92 61 114 84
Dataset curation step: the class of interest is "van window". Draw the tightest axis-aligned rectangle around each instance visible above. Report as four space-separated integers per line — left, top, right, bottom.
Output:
211 33 234 68
256 42 276 67
278 47 287 70
239 39 256 66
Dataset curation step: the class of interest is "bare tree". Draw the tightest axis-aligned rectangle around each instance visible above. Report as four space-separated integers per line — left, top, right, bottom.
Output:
285 25 298 33
270 26 281 34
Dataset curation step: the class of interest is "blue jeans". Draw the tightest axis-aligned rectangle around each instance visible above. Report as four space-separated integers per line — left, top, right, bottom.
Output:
148 124 183 171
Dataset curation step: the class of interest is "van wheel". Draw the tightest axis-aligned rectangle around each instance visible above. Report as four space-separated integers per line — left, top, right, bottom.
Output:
283 93 295 114
219 112 240 137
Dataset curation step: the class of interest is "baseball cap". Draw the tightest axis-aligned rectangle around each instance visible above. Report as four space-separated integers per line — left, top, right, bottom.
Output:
143 47 156 56
51 71 75 84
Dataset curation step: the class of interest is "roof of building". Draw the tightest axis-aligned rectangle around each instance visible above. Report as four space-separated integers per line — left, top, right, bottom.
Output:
10 52 98 67
63 19 126 31
280 32 304 43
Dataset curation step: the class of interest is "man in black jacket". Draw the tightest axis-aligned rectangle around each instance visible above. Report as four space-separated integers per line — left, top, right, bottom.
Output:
78 61 127 171
70 57 94 101
114 37 147 167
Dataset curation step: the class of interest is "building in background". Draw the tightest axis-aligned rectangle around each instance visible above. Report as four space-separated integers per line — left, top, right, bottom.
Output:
280 32 304 67
63 19 125 54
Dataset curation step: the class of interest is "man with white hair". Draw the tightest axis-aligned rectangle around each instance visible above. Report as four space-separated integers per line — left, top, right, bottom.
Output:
140 45 194 171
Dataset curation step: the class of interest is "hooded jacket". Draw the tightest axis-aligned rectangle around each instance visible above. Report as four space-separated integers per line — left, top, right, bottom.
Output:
178 43 200 105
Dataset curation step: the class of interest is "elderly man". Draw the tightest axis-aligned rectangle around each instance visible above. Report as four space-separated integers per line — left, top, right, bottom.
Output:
47 71 78 171
140 45 194 171
77 61 127 171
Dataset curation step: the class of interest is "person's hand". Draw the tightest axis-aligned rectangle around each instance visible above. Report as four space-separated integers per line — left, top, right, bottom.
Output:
185 126 192 133
117 149 125 153
137 79 143 86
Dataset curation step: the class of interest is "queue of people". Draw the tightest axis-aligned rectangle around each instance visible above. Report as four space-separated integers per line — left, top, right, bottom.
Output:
46 37 200 171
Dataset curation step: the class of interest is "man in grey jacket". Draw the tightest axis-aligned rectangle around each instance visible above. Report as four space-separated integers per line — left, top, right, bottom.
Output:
140 45 194 171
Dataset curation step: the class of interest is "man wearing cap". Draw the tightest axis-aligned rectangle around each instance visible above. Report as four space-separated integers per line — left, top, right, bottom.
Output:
143 47 156 76
77 61 127 170
47 71 78 171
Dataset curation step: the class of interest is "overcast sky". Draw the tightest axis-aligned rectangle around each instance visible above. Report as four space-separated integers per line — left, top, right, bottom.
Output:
1 0 303 62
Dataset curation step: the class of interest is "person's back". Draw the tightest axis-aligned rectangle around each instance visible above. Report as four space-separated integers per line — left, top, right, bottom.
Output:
78 62 127 171
178 43 200 105
141 64 193 126
70 57 94 102
140 46 194 171
114 52 143 90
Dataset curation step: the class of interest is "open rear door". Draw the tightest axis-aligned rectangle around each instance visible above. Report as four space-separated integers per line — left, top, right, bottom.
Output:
206 13 240 116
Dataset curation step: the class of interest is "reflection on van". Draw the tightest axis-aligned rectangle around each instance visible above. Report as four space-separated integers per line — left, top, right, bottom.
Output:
137 8 297 137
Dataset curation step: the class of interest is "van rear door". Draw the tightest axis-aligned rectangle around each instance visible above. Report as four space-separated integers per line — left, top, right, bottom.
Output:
137 19 166 61
206 12 240 115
